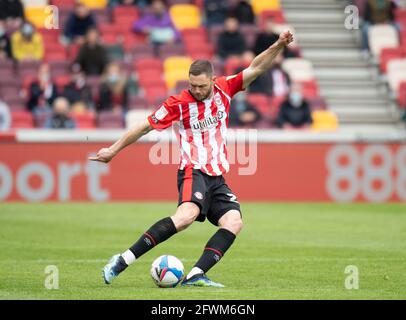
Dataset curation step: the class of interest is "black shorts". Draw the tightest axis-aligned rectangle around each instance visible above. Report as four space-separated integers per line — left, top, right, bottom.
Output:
177 167 242 226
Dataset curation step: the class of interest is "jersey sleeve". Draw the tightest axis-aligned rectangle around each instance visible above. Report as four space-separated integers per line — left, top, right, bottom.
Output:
215 71 244 98
147 96 181 131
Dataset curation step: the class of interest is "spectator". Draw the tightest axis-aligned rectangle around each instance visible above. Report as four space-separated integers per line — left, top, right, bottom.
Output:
63 2 96 45
229 91 261 127
133 0 180 46
361 0 398 58
0 0 24 29
27 63 58 115
75 28 109 76
45 97 76 129
98 62 129 112
249 53 291 96
276 83 313 129
0 20 12 60
228 0 255 25
204 0 228 26
0 100 11 131
62 64 94 114
11 22 44 62
253 18 299 59
217 17 247 60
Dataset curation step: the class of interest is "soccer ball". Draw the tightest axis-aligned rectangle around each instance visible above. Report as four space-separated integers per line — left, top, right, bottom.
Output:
150 255 185 288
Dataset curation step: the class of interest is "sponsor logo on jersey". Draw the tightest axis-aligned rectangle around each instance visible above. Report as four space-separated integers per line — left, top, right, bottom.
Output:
191 111 225 131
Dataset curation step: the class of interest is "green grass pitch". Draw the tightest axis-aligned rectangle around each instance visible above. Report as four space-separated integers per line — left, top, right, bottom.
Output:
0 202 405 300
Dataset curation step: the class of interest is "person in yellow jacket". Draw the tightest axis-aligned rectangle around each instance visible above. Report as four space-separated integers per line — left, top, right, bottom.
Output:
11 22 43 61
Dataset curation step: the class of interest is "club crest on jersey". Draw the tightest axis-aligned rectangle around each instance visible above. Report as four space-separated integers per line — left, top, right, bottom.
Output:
194 191 203 200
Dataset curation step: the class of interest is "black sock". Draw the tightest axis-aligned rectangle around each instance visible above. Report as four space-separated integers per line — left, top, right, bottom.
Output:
129 217 177 259
194 228 236 274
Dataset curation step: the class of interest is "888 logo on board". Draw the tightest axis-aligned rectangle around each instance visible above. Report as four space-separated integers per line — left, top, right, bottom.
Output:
326 145 406 202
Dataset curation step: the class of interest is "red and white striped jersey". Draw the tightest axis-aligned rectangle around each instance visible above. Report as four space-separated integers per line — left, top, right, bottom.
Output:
147 72 244 176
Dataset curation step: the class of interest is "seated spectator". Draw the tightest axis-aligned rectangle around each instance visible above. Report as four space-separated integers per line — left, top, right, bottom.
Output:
229 91 261 127
361 0 398 58
45 97 76 129
0 100 11 131
63 2 96 45
27 63 58 116
217 17 247 60
253 19 299 58
133 0 180 46
276 83 313 129
0 0 24 29
249 53 291 97
204 0 228 26
62 64 94 114
75 28 109 76
11 22 44 62
228 0 255 25
98 62 129 112
0 20 12 60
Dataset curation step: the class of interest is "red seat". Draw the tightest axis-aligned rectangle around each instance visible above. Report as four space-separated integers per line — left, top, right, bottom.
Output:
299 80 319 99
71 112 96 128
247 93 271 117
224 57 246 75
131 45 155 60
128 96 149 110
45 51 68 62
51 0 76 8
38 28 60 42
98 111 124 128
101 33 118 45
398 81 406 108
395 8 406 21
55 75 71 91
144 85 168 104
380 47 406 73
134 57 162 72
122 33 147 52
258 10 286 28
112 5 139 23
139 76 166 89
11 111 34 128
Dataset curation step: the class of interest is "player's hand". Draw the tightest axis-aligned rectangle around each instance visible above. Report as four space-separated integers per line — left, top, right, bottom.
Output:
277 31 294 47
88 147 116 163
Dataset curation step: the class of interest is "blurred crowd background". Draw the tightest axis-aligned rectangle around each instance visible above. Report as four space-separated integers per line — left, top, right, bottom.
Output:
0 0 405 131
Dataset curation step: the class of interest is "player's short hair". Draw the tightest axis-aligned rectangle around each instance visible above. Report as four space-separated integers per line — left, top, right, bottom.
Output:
189 60 214 78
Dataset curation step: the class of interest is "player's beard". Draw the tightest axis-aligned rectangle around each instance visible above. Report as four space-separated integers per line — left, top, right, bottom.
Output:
192 85 213 102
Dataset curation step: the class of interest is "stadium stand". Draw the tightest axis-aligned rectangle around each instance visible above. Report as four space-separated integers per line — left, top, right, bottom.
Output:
0 0 405 132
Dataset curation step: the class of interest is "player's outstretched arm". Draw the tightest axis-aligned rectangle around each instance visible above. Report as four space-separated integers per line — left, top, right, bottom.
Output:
242 30 294 89
88 118 153 163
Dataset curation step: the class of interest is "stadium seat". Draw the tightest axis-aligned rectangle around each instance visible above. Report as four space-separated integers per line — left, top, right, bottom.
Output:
97 111 124 128
79 0 108 9
368 24 399 58
169 4 201 30
134 57 162 72
24 6 48 28
174 80 189 92
158 43 186 59
398 81 406 108
299 80 319 99
55 75 72 92
258 10 286 28
70 112 96 129
252 0 280 15
311 110 338 131
247 93 271 118
163 56 192 89
131 45 155 60
379 47 406 73
143 85 168 104
282 58 315 81
128 96 149 110
125 109 152 128
51 0 76 8
11 111 34 129
112 5 139 24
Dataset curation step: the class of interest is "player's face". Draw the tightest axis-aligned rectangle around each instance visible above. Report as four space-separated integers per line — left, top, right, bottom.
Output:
189 73 214 101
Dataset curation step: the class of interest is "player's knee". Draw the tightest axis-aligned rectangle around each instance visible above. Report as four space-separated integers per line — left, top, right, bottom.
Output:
219 211 243 235
171 202 200 231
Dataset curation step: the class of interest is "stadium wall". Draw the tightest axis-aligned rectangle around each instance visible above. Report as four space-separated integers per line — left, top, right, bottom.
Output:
1 130 406 203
